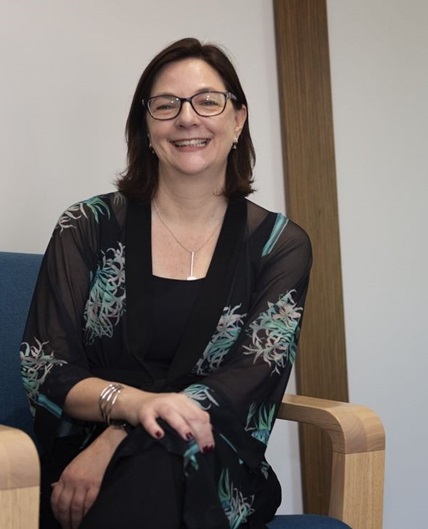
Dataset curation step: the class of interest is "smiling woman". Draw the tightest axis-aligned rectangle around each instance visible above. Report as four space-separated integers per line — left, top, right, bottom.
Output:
20 37 312 529
145 58 247 194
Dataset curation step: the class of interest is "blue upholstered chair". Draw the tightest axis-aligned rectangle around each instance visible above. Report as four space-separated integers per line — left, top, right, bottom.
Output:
0 252 385 529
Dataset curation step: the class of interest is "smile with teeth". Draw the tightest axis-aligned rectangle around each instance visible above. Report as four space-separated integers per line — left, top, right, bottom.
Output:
172 138 210 148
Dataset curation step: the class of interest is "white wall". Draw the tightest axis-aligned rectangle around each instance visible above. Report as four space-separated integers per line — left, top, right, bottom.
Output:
0 0 301 515
327 1 428 528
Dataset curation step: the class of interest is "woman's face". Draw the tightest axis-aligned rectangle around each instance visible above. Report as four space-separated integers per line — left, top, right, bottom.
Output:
146 58 247 183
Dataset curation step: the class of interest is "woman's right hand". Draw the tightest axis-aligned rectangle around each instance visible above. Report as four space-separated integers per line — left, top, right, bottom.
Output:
50 425 127 529
126 391 214 452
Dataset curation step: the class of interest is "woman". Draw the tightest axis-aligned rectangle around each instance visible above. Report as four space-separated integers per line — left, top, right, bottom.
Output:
21 38 312 529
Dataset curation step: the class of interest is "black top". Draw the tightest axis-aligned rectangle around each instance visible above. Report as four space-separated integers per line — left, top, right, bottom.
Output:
147 276 203 375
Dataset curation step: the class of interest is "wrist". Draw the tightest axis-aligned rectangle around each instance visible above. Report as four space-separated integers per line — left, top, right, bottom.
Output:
97 424 129 447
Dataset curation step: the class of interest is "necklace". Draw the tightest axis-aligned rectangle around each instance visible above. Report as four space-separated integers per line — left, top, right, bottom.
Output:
153 200 223 280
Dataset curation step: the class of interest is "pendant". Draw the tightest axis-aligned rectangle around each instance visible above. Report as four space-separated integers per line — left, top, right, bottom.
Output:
187 252 197 281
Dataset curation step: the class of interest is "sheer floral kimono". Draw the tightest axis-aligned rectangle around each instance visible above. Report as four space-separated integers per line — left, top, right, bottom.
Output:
20 191 311 529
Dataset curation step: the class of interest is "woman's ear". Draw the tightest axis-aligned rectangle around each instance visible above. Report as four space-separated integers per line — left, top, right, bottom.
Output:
234 105 247 138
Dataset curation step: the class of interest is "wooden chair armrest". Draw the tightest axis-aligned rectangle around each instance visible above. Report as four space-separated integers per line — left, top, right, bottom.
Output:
278 394 385 454
0 425 40 529
278 394 385 529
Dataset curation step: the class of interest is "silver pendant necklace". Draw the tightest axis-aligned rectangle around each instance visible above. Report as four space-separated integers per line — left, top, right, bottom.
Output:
153 200 223 281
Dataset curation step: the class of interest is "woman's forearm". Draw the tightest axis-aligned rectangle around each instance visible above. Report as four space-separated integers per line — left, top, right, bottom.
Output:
63 377 151 425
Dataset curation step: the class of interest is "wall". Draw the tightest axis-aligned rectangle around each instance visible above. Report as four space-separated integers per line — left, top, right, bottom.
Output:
327 1 428 528
0 0 301 515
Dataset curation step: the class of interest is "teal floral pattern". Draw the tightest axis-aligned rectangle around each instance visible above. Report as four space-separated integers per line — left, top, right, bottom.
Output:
244 291 302 374
183 383 219 410
183 439 200 473
20 338 67 415
245 402 276 445
219 469 255 529
260 461 271 480
56 196 110 233
194 304 247 375
84 243 126 344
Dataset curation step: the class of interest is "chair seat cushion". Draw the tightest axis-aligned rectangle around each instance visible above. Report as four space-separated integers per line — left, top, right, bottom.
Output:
267 514 351 528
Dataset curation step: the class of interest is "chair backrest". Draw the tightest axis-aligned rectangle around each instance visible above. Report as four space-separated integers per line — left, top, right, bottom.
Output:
0 251 43 437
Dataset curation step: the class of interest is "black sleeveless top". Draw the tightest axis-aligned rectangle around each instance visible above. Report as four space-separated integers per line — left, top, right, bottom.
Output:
145 276 203 376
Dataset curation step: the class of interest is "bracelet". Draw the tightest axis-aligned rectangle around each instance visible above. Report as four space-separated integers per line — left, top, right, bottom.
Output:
99 383 123 425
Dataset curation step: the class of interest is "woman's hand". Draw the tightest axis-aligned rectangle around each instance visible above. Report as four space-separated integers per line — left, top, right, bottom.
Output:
129 392 214 452
63 378 215 458
50 426 127 529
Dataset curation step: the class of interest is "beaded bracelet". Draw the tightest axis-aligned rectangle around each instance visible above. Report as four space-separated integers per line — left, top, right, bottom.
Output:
99 383 123 425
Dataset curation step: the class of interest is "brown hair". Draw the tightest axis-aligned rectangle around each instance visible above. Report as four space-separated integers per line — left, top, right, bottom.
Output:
116 37 255 202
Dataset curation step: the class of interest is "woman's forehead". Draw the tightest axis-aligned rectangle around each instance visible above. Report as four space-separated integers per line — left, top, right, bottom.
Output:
150 58 226 96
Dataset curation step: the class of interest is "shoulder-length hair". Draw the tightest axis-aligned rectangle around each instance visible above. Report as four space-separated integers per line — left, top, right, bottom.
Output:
116 37 255 202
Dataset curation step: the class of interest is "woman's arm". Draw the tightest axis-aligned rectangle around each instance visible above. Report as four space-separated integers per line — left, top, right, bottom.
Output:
50 424 127 529
184 217 312 460
64 377 214 450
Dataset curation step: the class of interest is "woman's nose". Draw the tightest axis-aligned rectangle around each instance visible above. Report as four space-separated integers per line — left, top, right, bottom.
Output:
176 101 199 125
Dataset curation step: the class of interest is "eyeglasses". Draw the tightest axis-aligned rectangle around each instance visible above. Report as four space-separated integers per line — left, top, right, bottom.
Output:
143 91 237 120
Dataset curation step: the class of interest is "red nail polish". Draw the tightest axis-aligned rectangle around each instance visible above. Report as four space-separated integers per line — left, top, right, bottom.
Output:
155 430 163 438
185 432 193 441
202 444 214 453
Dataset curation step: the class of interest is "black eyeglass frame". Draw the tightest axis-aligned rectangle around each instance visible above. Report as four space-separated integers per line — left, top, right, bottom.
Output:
143 91 238 121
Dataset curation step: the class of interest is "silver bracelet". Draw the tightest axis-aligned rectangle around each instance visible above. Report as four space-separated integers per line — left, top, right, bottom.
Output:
99 383 123 425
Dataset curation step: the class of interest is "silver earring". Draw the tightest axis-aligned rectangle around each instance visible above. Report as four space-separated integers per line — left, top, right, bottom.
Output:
232 141 238 150
149 142 155 154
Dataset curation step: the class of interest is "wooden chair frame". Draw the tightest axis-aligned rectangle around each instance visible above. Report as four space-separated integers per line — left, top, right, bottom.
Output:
0 426 40 529
279 395 385 529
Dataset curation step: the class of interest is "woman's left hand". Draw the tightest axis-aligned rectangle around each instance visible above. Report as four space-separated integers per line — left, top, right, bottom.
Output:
50 426 127 529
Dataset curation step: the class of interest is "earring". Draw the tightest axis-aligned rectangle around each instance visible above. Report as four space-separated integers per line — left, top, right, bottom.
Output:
148 142 155 154
232 141 238 150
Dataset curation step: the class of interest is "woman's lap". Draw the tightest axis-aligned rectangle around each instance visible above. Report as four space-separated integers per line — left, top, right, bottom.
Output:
40 427 277 529
79 443 185 529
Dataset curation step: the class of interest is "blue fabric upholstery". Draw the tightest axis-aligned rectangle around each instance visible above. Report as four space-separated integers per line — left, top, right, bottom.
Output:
0 251 42 437
0 251 351 529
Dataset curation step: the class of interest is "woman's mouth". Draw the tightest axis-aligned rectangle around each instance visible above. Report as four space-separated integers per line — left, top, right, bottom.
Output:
171 139 210 148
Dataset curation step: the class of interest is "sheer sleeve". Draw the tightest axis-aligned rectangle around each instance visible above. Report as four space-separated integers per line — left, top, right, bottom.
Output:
20 197 111 448
184 216 312 464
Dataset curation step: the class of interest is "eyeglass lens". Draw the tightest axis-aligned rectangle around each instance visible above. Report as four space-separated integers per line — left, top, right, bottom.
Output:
148 91 228 119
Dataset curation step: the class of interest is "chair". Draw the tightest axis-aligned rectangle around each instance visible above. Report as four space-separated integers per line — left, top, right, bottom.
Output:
0 251 385 529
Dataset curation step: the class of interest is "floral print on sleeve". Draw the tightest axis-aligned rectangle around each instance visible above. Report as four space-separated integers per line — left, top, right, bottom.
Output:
244 402 276 445
55 196 110 233
243 290 302 374
194 304 247 375
84 243 126 344
20 338 67 416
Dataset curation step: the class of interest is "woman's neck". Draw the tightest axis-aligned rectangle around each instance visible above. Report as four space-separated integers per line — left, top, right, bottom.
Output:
154 182 228 226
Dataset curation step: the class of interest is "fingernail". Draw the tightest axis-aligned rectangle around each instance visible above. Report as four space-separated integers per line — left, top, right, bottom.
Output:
185 432 194 441
202 444 214 453
155 430 163 438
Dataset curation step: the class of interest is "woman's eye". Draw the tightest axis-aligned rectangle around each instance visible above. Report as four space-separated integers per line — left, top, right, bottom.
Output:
152 98 178 112
200 99 220 107
157 103 174 110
